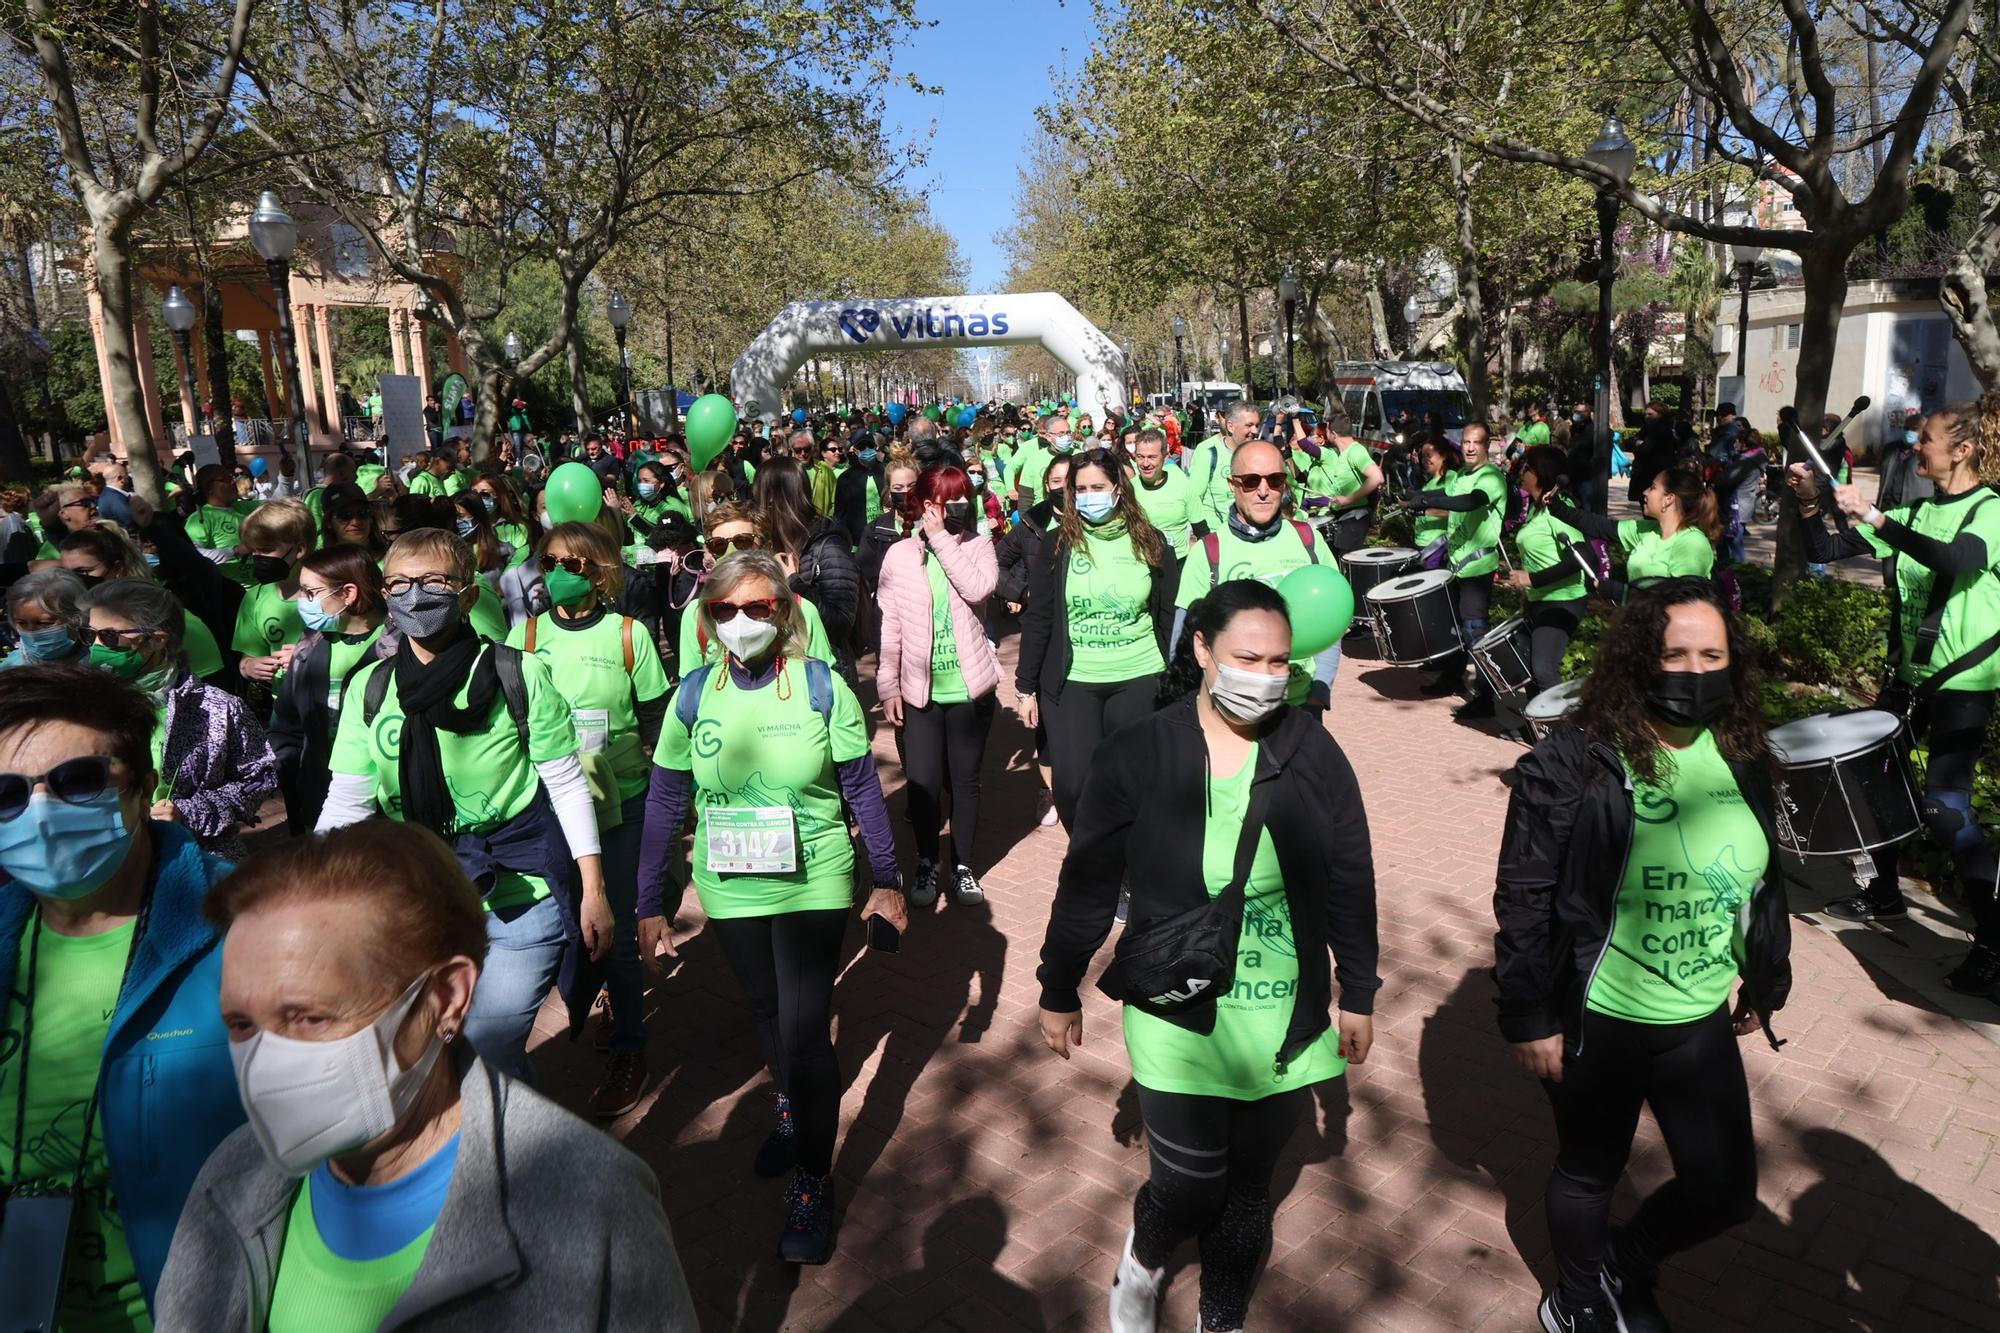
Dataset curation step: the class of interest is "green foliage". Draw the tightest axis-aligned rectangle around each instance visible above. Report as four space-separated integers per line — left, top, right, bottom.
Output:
1773 576 1889 688
1561 612 1610 680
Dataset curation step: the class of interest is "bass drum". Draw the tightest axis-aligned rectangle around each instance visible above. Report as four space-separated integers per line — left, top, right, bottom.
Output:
1367 569 1460 666
1768 710 1921 856
1341 547 1417 622
1523 676 1587 741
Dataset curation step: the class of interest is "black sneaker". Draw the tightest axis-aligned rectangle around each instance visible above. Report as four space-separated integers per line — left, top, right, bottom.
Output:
1453 696 1497 721
908 858 939 909
1539 1289 1619 1333
1944 943 2000 997
1823 894 1908 923
1115 886 1130 924
778 1169 837 1264
951 864 984 905
1600 1235 1672 1333
753 1093 797 1177
1420 673 1462 697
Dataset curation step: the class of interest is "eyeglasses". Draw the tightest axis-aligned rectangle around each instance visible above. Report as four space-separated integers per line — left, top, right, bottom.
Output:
1228 472 1289 493
60 497 97 513
80 625 160 649
0 756 125 820
329 508 371 526
792 447 813 458
821 445 842 456
382 573 464 595
706 533 758 555
538 553 598 576
706 597 780 624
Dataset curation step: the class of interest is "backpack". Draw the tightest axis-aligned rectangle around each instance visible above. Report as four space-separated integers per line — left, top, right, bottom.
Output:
672 657 835 732
523 613 635 673
363 642 531 750
1200 520 1319 589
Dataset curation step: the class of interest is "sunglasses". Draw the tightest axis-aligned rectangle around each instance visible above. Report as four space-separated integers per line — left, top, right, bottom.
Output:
60 498 98 513
80 625 159 649
706 534 757 555
0 756 123 821
706 597 780 624
538 553 597 576
329 508 371 525
1228 472 1289 493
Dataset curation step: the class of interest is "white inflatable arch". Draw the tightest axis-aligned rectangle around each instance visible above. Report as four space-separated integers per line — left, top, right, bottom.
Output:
729 292 1128 425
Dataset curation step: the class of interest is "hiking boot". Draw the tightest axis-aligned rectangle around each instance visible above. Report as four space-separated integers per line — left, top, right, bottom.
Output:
1823 894 1908 923
778 1169 837 1265
1539 1289 1619 1333
907 859 939 909
1107 1229 1166 1333
1600 1233 1672 1333
952 864 985 906
1944 943 2000 997
589 1051 648 1119
753 1093 797 1177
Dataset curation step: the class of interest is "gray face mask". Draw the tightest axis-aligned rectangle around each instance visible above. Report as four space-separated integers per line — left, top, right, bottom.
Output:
386 585 465 639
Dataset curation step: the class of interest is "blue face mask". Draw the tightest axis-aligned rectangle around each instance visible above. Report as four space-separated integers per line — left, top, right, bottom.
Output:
1076 491 1118 524
454 516 478 540
1905 430 1919 445
0 789 134 899
856 449 879 466
16 625 77 661
296 590 346 633
142 552 161 569
474 494 495 513
637 481 660 501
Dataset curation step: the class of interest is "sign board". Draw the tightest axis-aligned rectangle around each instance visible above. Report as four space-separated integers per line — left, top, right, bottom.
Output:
187 435 220 470
634 388 679 436
1715 376 1746 413
376 374 426 467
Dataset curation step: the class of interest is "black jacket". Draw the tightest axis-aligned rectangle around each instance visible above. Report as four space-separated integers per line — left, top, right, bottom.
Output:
1038 697 1380 1067
858 511 907 591
267 627 397 833
996 502 1055 606
794 518 862 672
1015 526 1174 704
835 461 888 548
1494 726 1792 1051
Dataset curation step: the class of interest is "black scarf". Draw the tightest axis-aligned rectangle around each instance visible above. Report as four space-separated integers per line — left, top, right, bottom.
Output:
393 626 500 833
1226 507 1285 543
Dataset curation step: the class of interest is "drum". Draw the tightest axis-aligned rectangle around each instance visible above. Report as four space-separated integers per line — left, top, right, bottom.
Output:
1341 547 1417 623
1768 711 1920 857
1471 618 1534 696
1523 676 1587 741
1367 569 1460 665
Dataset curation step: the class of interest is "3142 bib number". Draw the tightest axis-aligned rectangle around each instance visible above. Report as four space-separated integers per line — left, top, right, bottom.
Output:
707 806 798 874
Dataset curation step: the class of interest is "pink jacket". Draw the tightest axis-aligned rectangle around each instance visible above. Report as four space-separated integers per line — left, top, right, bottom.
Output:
875 532 1000 708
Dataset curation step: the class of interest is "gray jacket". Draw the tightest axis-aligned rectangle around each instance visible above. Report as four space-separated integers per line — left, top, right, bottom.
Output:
153 1055 696 1332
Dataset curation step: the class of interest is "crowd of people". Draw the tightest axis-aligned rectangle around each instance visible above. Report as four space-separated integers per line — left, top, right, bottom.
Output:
0 385 1992 1333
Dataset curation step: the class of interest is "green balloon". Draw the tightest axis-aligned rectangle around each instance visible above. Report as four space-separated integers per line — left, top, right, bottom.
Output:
685 394 739 471
544 462 603 524
1277 563 1354 657
924 404 943 422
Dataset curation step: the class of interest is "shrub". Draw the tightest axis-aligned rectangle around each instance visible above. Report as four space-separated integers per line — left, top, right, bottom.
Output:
1562 612 1611 680
1373 511 1414 547
1729 562 1776 623
1774 576 1888 688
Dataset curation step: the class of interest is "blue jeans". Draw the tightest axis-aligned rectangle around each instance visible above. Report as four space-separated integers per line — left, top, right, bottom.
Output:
597 793 649 1054
465 894 567 1082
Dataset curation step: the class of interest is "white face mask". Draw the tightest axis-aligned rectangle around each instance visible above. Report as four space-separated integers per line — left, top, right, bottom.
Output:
716 615 779 661
229 973 446 1177
1209 663 1288 723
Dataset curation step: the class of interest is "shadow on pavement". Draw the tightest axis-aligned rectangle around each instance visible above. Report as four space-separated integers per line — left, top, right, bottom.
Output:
822 1195 1049 1333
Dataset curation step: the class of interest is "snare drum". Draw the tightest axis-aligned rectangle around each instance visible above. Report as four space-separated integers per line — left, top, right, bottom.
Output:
1367 569 1460 665
1768 710 1921 856
1341 547 1417 623
1471 618 1534 696
1523 676 1587 741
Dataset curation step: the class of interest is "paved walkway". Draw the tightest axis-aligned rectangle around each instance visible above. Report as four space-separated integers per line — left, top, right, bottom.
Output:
528 623 2000 1332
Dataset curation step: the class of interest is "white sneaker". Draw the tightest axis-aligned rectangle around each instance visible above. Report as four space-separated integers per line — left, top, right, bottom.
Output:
1108 1229 1166 1333
1038 794 1060 828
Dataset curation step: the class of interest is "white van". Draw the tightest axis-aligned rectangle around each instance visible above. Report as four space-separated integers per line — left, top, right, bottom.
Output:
1331 362 1471 447
1177 380 1246 412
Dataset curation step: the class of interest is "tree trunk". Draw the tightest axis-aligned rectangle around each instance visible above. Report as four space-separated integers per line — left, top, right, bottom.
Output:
0 376 34 484
1499 294 1515 413
1236 287 1253 390
1774 243 1854 598
1449 144 1490 418
566 329 590 437
201 271 236 467
469 363 506 462
1364 279 1391 359
92 224 165 505
1940 160 2000 391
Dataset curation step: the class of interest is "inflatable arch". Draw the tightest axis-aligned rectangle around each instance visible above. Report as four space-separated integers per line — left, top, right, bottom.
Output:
729 292 1129 425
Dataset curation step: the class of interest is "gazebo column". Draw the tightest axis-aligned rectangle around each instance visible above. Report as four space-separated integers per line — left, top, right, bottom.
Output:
86 285 123 449
132 308 171 455
315 305 339 439
291 301 322 437
168 317 199 436
390 307 410 375
411 317 434 397
259 330 281 421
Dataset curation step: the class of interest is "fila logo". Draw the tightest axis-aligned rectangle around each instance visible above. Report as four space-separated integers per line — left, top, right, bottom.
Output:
1150 977 1211 1005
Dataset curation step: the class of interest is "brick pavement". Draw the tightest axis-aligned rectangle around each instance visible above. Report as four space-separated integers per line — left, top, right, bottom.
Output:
528 625 2000 1333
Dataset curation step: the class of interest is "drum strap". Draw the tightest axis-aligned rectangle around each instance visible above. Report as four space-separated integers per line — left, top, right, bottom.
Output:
1448 544 1498 576
1908 629 2000 710
1894 493 1994 673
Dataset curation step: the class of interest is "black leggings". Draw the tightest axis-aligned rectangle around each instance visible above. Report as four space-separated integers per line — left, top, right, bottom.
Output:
1862 686 2000 944
1133 1086 1306 1332
709 908 849 1176
1543 1006 1758 1304
1042 674 1159 830
899 692 997 868
1526 600 1583 696
1436 571 1495 694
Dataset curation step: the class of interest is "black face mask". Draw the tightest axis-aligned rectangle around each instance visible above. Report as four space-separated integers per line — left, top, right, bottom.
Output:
943 500 974 535
250 554 291 585
1646 667 1733 727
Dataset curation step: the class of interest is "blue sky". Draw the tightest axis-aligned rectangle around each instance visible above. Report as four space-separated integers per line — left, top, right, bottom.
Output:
879 0 1103 291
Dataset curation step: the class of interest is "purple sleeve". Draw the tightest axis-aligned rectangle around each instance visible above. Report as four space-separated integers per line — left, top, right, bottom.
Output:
636 765 693 919
836 755 901 888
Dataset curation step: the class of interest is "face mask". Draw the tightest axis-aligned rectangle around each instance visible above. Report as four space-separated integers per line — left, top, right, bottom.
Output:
1905 430 1919 445
17 625 76 661
230 973 447 1177
1209 663 1289 724
543 566 594 608
142 551 161 569
1645 667 1733 727
453 516 478 540
966 470 985 488
250 554 291 585
386 585 465 640
134 661 175 697
856 449 879 465
296 591 347 633
715 615 779 661
473 494 495 514
943 500 974 535
637 481 660 501
0 790 134 899
88 641 146 679
894 491 917 518
1051 433 1074 453
1076 492 1117 524
74 571 102 588
1045 486 1065 504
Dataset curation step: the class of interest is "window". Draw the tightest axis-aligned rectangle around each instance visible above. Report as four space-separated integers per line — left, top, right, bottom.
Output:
330 224 370 278
1785 323 1802 350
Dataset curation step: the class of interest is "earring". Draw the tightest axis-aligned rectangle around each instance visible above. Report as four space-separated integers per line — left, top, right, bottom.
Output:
440 1028 456 1043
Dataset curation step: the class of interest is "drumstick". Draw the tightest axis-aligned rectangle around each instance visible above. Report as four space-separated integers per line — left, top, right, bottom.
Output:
1779 396 1868 488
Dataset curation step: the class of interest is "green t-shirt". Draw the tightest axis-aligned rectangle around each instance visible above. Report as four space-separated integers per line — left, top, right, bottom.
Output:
184 500 260 585
1587 730 1768 1024
1445 464 1506 576
1859 490 2000 690
232 581 307 662
1131 465 1196 554
329 645 577 909
266 1177 433 1333
183 607 224 680
323 627 385 729
1123 746 1345 1099
407 470 445 497
1617 519 1716 583
1515 507 1588 603
505 610 669 800
1065 525 1164 684
0 918 150 1333
653 660 872 919
1517 421 1552 449
1176 520 1319 704
1414 476 1449 550
470 577 508 642
494 520 534 568
1186 435 1235 525
1301 440 1375 514
444 471 469 496
924 556 969 704
676 594 835 674
1012 441 1053 504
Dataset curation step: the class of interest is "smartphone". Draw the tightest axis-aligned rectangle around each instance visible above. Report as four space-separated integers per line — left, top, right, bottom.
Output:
866 913 901 954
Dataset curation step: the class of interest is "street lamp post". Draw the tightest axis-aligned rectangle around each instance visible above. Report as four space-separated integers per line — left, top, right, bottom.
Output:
160 284 204 461
1171 314 1187 400
1278 269 1300 398
1731 242 1762 380
1585 113 1637 515
249 190 314 485
605 291 632 439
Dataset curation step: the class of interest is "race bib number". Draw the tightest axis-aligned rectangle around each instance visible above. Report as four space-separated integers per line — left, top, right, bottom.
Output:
574 707 610 755
707 806 798 874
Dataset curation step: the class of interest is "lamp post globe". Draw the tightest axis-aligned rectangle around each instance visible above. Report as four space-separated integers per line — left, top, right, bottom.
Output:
248 190 298 262
504 331 522 366
161 285 196 333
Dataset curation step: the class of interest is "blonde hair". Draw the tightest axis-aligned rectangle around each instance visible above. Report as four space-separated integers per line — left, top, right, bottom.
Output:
689 469 736 526
1945 397 2000 486
697 551 809 662
385 528 474 585
702 501 762 544
542 520 626 601
241 498 315 553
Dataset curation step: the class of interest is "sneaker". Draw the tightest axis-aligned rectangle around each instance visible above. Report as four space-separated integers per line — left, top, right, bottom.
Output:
1116 886 1130 924
753 1093 797 1177
1107 1229 1166 1333
1823 894 1908 923
1944 943 2000 997
1420 673 1462 697
1600 1235 1672 1332
591 998 616 1053
1039 794 1061 828
778 1169 837 1265
952 864 984 905
1453 696 1496 721
588 1051 649 1119
1539 1289 1619 1333
908 859 939 909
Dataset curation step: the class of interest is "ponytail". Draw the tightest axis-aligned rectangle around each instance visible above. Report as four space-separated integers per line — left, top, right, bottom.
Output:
1660 463 1722 543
